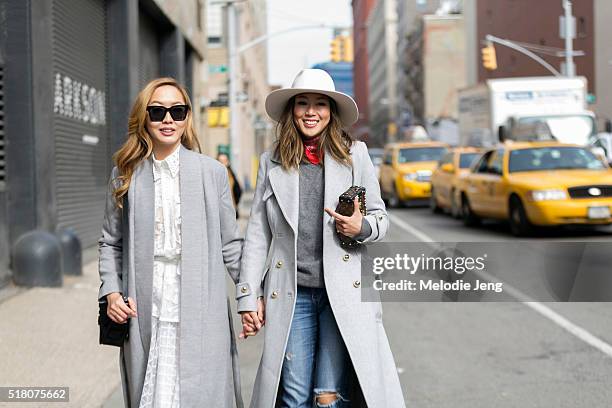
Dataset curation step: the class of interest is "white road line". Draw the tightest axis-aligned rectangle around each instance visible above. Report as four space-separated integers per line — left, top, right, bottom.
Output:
387 212 612 359
388 213 434 243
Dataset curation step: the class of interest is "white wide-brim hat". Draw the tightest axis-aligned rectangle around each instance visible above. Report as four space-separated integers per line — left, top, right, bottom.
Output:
265 69 359 127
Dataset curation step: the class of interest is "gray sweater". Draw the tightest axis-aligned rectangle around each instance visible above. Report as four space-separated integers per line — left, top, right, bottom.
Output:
296 162 371 288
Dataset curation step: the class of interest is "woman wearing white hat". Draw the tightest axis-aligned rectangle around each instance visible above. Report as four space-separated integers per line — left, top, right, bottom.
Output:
236 69 405 408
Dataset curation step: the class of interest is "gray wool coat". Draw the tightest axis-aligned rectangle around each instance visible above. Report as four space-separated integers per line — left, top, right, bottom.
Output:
98 145 244 408
236 141 405 408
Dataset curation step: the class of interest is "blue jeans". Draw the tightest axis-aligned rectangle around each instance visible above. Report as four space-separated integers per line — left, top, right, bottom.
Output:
279 287 350 408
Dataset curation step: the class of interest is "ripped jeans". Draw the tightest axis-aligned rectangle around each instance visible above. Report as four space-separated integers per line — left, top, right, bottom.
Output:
279 286 350 408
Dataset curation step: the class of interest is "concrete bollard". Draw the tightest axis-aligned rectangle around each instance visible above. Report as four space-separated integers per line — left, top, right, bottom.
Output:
12 230 63 287
56 228 82 276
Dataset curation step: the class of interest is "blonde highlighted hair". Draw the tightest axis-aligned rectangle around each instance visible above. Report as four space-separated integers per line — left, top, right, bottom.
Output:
111 77 201 208
274 95 353 170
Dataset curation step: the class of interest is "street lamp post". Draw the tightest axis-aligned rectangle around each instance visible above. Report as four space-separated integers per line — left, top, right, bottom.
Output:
562 0 576 77
227 1 240 169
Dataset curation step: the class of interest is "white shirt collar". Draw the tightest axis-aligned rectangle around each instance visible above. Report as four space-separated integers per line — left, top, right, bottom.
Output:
152 144 180 180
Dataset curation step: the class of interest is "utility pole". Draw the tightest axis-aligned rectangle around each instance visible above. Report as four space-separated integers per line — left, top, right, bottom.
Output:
562 0 576 77
226 1 240 172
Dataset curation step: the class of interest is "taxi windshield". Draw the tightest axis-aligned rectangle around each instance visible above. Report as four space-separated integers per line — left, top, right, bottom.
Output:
508 146 605 173
459 153 481 168
398 147 447 163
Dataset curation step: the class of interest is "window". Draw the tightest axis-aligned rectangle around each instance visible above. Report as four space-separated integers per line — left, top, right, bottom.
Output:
509 147 605 173
474 152 493 174
398 147 448 163
487 150 504 175
459 153 481 169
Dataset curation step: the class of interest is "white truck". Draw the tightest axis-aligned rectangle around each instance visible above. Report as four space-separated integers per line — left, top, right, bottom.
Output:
458 76 596 147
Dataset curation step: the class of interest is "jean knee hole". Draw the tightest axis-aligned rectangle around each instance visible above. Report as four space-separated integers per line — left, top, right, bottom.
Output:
315 391 348 407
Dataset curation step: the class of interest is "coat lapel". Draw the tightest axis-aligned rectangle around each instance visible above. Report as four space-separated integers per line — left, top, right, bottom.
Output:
268 159 299 234
133 158 154 353
177 146 206 401
324 149 353 219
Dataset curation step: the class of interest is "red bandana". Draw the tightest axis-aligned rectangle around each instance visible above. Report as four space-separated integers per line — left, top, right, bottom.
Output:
302 135 322 165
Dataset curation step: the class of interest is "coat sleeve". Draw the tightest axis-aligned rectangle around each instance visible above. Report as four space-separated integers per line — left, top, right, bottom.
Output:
216 162 244 284
98 167 124 301
236 153 272 313
354 142 389 244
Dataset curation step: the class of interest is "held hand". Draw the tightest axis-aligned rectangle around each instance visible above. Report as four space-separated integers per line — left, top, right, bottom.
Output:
324 197 363 238
106 292 137 324
238 297 266 339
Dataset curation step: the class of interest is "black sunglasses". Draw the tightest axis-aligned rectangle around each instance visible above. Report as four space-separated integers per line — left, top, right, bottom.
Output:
146 105 190 122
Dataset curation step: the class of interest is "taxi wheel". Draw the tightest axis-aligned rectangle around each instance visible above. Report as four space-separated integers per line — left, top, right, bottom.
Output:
450 189 460 218
388 193 399 208
509 197 533 237
387 185 401 208
429 188 442 214
461 195 480 226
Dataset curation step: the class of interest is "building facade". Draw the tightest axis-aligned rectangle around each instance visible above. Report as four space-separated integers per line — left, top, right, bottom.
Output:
0 0 206 286
396 0 440 131
351 0 376 142
367 0 398 147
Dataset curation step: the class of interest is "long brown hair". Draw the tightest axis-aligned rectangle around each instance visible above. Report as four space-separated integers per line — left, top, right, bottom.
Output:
273 95 353 170
111 77 201 208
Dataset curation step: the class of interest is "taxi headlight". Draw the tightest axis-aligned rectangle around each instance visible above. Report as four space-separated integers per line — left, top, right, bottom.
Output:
403 173 417 181
528 189 568 201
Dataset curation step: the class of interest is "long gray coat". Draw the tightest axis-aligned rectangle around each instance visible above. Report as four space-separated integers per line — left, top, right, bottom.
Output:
236 141 405 408
98 145 244 407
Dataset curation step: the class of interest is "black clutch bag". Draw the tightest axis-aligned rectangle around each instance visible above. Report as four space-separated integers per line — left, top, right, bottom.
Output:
98 296 129 347
335 186 366 249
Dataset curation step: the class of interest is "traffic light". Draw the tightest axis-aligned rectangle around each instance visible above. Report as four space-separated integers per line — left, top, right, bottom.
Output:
341 35 353 62
330 38 341 62
481 43 497 70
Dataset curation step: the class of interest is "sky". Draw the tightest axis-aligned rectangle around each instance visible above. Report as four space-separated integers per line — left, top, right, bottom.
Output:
266 0 353 88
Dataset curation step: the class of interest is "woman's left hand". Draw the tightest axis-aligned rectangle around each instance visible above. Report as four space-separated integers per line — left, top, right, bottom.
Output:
324 197 363 238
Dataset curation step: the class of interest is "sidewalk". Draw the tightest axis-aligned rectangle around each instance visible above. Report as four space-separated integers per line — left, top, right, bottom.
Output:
0 246 121 407
0 192 257 408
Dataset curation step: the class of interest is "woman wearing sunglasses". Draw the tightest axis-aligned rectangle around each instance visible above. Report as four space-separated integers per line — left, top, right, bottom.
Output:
236 69 404 407
98 77 244 407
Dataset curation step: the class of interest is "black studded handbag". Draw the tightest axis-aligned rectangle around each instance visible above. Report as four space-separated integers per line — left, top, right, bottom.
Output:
335 185 367 249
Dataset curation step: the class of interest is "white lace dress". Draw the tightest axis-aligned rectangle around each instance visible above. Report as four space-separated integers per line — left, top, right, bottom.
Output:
139 146 182 408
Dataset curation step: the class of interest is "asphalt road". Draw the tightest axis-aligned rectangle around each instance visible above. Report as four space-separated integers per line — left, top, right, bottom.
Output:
381 205 612 408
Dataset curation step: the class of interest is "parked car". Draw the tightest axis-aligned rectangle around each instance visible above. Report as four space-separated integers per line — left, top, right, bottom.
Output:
368 147 385 179
589 133 612 166
457 141 612 236
430 147 483 217
379 141 449 207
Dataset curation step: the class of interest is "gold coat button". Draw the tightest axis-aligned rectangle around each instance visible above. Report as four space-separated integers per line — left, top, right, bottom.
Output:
240 286 248 294
271 291 278 299
353 280 361 288
276 260 283 268
343 254 350 262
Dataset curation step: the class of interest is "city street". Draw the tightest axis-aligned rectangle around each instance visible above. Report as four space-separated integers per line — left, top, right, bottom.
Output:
378 206 612 407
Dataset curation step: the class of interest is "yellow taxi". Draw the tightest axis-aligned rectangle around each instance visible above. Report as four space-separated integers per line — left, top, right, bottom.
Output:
430 147 483 217
457 141 612 236
379 142 449 207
